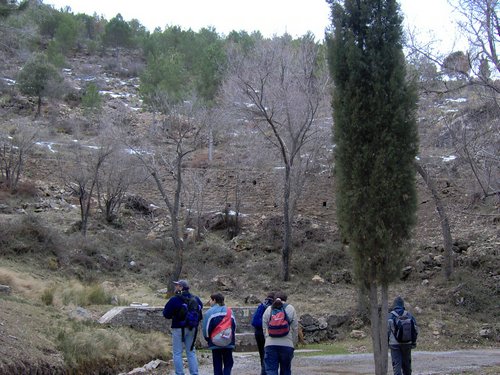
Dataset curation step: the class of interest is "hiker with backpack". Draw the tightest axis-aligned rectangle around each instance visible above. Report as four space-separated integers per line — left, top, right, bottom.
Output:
202 292 237 375
162 279 203 375
388 296 419 375
262 291 298 375
251 292 275 375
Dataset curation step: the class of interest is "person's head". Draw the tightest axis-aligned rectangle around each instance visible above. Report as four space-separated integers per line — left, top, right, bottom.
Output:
272 291 287 308
210 293 225 306
264 291 275 304
393 296 405 309
173 279 190 292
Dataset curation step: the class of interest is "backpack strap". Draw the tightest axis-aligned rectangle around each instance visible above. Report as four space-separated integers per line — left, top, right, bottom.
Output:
283 303 290 323
188 296 200 352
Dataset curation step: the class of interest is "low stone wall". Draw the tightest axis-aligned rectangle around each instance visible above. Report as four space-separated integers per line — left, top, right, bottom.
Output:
98 306 259 351
98 306 352 350
99 306 168 332
98 306 254 333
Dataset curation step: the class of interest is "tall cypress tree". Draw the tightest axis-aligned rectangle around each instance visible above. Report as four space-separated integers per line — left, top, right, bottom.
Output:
327 1 418 373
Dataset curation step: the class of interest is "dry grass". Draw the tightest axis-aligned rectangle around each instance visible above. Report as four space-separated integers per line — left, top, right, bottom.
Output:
56 325 169 373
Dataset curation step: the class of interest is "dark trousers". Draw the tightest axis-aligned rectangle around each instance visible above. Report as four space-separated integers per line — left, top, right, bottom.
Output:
390 345 412 375
255 332 266 375
212 348 234 375
264 345 294 375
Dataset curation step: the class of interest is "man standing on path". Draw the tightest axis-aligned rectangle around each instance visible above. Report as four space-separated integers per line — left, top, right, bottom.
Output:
163 280 203 375
388 296 418 375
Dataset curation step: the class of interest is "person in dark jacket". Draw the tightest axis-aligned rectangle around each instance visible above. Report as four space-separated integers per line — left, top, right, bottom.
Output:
163 280 203 375
251 292 275 375
202 293 236 375
388 296 418 375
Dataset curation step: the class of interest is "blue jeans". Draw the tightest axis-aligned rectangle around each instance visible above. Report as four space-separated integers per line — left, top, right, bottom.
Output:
390 345 412 375
211 348 234 375
172 328 198 375
264 345 294 375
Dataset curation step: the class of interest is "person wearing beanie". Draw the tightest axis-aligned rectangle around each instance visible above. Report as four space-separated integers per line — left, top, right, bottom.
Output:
388 296 419 375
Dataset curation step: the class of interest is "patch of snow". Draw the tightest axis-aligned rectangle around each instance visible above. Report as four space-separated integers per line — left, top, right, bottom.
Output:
1 77 15 85
442 155 457 162
35 141 58 153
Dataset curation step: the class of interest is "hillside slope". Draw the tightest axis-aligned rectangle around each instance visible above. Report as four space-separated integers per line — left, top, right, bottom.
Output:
1 50 499 374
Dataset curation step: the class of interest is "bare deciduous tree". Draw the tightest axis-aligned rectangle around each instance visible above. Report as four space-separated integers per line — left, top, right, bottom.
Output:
223 34 331 281
96 150 145 224
0 122 38 193
60 141 113 236
406 0 500 280
131 98 204 291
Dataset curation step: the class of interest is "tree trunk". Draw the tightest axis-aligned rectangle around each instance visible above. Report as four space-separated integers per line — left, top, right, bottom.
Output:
36 95 42 118
282 164 292 281
150 166 185 293
170 214 184 290
415 162 454 279
369 281 389 375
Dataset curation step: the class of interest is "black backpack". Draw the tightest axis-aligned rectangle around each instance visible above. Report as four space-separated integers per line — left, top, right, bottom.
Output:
391 310 417 344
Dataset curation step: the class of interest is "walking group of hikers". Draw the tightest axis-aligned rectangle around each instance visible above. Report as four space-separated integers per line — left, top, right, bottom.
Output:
163 279 418 375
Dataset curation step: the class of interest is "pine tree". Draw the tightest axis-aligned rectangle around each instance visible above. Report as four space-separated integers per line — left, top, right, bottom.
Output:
327 1 418 373
16 52 62 118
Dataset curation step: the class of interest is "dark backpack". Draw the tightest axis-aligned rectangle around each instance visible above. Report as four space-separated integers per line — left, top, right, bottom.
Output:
251 303 267 329
391 310 417 344
178 295 202 329
268 304 290 337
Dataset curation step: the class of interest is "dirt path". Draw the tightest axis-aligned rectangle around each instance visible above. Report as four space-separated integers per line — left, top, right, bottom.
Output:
194 348 500 375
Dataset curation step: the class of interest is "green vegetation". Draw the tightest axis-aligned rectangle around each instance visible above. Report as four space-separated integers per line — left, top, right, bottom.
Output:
81 82 102 115
328 0 419 373
16 52 62 117
295 342 351 356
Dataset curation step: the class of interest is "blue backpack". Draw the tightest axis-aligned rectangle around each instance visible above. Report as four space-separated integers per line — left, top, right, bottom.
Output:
178 295 202 329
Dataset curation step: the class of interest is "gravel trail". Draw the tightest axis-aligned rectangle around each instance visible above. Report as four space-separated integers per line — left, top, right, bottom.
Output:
193 348 500 375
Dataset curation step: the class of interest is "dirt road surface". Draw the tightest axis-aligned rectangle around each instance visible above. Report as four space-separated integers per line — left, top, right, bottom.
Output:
194 348 500 375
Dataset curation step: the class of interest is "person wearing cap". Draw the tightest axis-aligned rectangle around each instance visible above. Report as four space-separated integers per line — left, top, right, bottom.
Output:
163 279 203 375
388 296 418 375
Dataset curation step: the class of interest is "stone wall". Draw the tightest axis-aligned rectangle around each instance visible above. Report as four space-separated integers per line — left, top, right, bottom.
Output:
98 306 259 350
99 306 254 333
98 305 352 350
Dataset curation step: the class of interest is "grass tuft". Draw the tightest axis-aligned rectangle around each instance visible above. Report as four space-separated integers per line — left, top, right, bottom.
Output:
56 324 169 373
